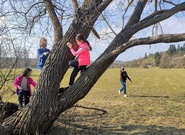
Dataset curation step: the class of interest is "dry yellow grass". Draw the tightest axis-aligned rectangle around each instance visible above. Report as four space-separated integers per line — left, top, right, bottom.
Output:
48 68 185 135
1 68 185 135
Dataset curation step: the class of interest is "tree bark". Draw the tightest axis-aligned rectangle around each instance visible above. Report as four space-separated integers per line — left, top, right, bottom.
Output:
2 1 185 135
2 0 112 134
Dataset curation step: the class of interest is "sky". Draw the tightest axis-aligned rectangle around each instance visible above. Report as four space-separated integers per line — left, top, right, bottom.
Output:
1 0 185 62
88 0 185 62
89 16 185 62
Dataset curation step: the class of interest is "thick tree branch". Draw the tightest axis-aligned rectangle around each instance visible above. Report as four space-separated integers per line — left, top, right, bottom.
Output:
96 0 112 12
137 2 185 30
72 0 78 12
114 33 185 54
142 10 165 22
43 0 63 43
125 0 148 28
72 0 100 39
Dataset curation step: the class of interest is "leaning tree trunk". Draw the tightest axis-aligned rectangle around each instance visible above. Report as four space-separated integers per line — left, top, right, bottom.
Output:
2 0 113 134
3 0 185 134
2 0 145 132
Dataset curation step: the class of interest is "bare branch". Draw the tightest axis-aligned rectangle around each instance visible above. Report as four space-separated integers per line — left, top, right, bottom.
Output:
163 0 177 6
152 22 163 36
0 58 18 91
122 0 134 28
43 0 63 43
29 8 47 34
25 2 43 15
101 13 117 35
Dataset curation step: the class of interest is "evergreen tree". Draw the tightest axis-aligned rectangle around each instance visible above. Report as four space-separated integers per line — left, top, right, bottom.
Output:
154 52 161 66
167 44 176 56
177 44 181 52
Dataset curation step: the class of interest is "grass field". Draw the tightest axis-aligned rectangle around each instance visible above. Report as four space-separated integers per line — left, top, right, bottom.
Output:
45 68 185 135
2 68 185 134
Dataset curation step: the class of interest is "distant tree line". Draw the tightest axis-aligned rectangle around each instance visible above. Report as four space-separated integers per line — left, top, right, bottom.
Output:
1 42 185 69
0 46 37 69
121 43 185 68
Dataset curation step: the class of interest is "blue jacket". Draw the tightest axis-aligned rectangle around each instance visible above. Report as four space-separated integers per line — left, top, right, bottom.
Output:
37 48 50 67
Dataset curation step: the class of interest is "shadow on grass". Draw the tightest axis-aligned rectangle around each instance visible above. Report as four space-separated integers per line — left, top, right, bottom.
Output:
46 104 185 135
131 95 170 98
47 123 185 135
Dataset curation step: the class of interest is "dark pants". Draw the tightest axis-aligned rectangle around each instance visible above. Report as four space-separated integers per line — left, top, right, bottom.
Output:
18 90 30 107
69 60 87 85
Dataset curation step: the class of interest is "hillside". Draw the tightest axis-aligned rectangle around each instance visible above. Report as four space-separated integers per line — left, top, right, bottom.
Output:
121 44 185 68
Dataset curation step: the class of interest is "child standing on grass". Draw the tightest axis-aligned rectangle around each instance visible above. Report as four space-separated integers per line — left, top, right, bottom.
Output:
37 38 50 71
118 67 132 97
14 68 36 109
66 33 92 86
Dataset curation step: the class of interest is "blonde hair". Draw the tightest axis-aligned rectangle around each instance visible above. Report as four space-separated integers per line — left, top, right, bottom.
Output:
40 38 47 48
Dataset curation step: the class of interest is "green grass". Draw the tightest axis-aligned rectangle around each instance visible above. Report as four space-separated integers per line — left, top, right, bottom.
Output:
1 68 185 134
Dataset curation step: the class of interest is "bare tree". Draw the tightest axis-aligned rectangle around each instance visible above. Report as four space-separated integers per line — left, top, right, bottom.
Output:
0 0 42 100
1 0 185 134
0 29 23 99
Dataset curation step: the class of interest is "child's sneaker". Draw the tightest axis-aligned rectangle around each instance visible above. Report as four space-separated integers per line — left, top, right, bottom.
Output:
124 94 127 97
118 90 120 95
18 105 22 109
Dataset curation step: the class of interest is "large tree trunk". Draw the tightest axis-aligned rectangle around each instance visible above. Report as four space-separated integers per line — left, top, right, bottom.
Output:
2 0 113 134
2 0 185 134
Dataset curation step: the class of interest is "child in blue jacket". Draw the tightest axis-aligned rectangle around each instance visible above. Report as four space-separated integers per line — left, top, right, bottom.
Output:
37 38 50 71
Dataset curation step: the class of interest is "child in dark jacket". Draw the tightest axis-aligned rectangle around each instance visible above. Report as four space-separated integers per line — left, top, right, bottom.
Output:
118 67 132 97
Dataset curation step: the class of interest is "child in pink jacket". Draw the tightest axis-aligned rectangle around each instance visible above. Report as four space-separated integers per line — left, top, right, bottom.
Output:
14 68 36 109
67 33 92 86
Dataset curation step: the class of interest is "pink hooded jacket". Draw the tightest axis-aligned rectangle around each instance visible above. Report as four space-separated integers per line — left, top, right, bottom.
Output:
70 43 90 67
14 75 37 96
